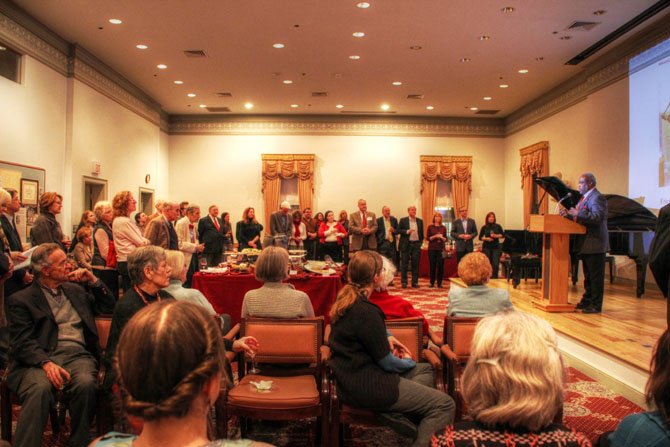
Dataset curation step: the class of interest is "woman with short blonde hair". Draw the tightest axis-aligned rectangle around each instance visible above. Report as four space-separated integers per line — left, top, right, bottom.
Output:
432 312 590 446
163 250 216 316
241 246 313 318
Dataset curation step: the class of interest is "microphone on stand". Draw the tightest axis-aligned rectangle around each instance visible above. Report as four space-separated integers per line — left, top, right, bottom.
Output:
554 192 573 213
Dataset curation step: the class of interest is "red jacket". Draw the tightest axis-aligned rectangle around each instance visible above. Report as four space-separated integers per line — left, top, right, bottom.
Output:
368 289 430 335
317 222 348 245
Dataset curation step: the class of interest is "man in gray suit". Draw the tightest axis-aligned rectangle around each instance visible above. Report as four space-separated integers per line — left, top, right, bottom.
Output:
561 173 609 314
269 201 293 249
450 207 477 262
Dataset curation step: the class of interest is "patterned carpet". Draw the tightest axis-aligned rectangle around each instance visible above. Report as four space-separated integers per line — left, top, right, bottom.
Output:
16 277 644 446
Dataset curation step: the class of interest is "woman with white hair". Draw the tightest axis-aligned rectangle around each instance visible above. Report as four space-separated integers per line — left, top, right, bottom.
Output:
431 311 591 446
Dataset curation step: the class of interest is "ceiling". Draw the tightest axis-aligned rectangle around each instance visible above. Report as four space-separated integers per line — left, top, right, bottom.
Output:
9 0 670 118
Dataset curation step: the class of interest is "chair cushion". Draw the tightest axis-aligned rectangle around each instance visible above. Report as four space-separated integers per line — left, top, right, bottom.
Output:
228 375 319 409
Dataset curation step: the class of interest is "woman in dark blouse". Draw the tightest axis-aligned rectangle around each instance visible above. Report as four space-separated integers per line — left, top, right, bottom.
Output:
221 211 234 252
478 211 504 279
329 250 455 447
236 207 263 250
338 210 350 264
426 212 448 288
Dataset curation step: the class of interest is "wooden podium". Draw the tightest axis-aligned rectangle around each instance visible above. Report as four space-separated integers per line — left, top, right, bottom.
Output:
529 215 586 312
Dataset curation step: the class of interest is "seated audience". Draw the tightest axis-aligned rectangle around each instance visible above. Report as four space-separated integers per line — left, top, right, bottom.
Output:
103 246 173 390
164 249 216 315
73 226 93 270
369 255 441 345
609 329 670 446
447 252 513 317
329 250 455 447
241 246 314 318
91 301 269 447
6 243 115 447
68 209 97 253
91 200 119 299
112 191 149 291
30 191 70 250
432 311 591 446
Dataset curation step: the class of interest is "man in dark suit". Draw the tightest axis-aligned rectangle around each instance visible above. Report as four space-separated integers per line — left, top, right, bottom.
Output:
198 205 225 267
6 243 115 447
1 188 33 297
144 201 180 250
376 205 398 266
561 173 609 314
650 203 670 325
397 206 424 288
269 201 293 249
450 207 477 262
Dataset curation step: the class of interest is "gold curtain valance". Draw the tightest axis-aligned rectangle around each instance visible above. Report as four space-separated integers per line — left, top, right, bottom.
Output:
519 141 549 186
420 156 472 190
261 154 315 190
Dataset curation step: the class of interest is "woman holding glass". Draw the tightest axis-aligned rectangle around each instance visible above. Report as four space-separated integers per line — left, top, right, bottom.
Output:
426 212 448 288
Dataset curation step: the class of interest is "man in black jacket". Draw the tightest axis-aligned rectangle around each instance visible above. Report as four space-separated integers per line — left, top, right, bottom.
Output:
376 206 399 267
397 206 424 288
6 243 115 447
197 204 225 267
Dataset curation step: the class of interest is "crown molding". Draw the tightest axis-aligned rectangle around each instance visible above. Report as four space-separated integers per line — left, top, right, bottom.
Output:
168 115 506 137
505 15 670 135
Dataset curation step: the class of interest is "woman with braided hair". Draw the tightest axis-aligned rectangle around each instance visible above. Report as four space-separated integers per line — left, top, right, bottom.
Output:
328 250 455 447
91 300 270 447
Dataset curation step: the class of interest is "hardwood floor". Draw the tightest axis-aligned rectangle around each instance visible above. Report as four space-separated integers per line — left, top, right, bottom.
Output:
450 276 666 371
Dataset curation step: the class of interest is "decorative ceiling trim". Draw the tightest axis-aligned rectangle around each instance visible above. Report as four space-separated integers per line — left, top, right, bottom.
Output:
69 45 163 127
0 10 67 75
506 18 670 135
168 115 506 137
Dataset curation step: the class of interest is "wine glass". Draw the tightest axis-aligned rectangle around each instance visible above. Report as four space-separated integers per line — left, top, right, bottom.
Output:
248 349 260 375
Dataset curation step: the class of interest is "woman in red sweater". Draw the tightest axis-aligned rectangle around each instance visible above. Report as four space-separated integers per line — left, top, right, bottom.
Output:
318 210 348 263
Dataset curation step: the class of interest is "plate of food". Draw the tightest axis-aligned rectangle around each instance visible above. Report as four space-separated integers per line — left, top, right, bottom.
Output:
241 248 262 256
304 261 336 275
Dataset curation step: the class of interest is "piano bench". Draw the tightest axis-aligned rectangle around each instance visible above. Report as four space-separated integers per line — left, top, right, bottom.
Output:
571 255 615 285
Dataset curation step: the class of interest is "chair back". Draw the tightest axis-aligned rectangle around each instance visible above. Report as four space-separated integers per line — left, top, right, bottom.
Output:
241 317 324 365
95 316 113 351
386 318 423 362
443 316 481 360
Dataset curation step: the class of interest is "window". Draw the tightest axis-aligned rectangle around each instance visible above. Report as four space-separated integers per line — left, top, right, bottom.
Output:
279 176 299 209
0 43 22 83
434 178 455 234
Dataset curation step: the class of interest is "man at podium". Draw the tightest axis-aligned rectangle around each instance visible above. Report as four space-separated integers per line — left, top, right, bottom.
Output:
560 173 609 314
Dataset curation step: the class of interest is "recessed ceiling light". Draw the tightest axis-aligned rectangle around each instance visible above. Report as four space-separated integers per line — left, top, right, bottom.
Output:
0 46 6 51
535 56 544 62
108 18 123 25
352 32 366 38
483 96 492 100
593 9 606 16
470 107 478 111
174 80 184 85
356 2 371 8
426 106 434 110
460 57 471 63
409 45 423 51
380 104 390 111
518 69 529 74
187 93 196 97
244 102 254 110
479 35 490 41
560 35 572 40
283 80 293 84
136 44 148 50
156 64 168 70
199 104 207 108
290 104 299 108
499 84 509 88
392 81 403 86
273 43 285 49
500 6 515 13
336 104 344 109
349 55 361 60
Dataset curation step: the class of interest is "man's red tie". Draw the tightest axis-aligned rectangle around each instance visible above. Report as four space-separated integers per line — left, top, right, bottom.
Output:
362 213 367 229
213 218 220 231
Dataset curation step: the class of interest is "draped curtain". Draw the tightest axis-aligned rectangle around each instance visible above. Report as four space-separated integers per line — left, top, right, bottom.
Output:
261 154 315 230
519 141 549 227
420 156 473 225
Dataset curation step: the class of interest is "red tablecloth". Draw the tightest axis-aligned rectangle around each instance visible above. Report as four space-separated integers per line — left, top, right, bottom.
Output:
192 272 343 326
419 249 458 279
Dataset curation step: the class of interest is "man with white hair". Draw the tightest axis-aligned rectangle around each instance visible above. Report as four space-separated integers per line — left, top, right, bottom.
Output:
269 201 293 249
144 201 180 250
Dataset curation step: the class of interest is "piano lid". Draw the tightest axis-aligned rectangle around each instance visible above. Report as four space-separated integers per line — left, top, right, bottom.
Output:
534 176 581 209
605 194 657 231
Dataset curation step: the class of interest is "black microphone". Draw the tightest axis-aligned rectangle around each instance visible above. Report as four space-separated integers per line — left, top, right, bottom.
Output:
555 192 573 213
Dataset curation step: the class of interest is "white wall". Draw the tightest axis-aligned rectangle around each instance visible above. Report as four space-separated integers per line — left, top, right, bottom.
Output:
168 134 506 228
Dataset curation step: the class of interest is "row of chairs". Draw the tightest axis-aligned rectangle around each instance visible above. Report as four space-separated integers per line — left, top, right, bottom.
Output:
0 314 481 446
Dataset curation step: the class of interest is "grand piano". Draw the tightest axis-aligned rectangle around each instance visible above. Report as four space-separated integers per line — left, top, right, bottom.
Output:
531 176 657 297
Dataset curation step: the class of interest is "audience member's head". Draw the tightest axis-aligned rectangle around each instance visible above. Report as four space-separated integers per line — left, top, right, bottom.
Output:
485 211 497 225
185 205 201 223
76 226 92 245
79 210 96 227
374 255 397 292
292 210 302 223
338 210 348 222
179 201 189 217
242 207 256 223
331 250 382 322
646 329 670 425
127 245 169 288
4 188 20 213
221 211 229 223
162 202 179 221
433 212 443 225
458 252 492 286
39 192 63 215
30 243 65 280
165 250 186 283
254 246 289 283
112 191 136 218
94 201 113 225
0 187 11 209
115 300 227 421
133 211 147 226
462 311 563 431
208 205 219 217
